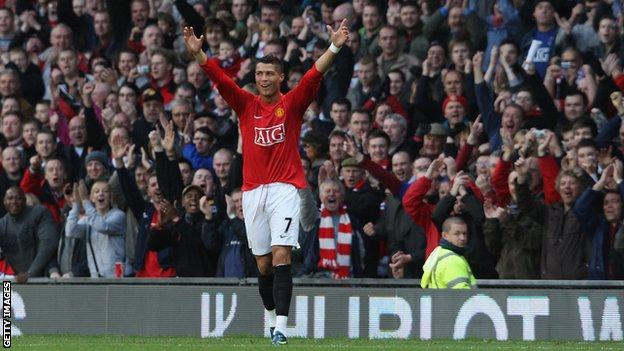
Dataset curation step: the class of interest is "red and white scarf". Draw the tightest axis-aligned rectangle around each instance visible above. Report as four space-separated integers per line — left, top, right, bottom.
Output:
318 205 353 279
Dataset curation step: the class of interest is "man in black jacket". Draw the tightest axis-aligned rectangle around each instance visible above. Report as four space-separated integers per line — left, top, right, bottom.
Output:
148 185 219 277
375 194 426 279
338 157 384 277
0 187 58 282
431 171 498 279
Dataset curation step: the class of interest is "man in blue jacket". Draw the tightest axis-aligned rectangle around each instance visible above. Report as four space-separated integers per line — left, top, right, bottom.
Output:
575 162 624 279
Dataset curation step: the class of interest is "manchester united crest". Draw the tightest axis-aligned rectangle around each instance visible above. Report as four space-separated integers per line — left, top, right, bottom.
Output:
275 107 285 117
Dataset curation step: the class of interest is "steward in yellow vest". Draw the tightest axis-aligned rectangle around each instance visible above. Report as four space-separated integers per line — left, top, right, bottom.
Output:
421 217 476 289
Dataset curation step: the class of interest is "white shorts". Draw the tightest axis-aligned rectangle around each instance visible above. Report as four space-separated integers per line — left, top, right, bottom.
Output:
242 183 300 256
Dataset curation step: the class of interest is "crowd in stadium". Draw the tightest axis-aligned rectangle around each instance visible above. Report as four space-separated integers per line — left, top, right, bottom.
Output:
0 0 622 282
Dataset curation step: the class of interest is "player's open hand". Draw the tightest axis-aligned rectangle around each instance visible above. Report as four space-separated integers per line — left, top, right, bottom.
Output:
327 18 349 48
183 27 204 56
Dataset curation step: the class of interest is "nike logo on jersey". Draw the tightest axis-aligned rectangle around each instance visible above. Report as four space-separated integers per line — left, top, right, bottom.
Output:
254 124 285 146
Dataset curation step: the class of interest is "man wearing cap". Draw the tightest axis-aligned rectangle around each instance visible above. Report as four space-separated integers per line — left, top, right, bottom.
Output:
147 184 219 277
418 123 447 159
133 87 164 149
85 151 109 183
338 157 384 277
442 94 469 137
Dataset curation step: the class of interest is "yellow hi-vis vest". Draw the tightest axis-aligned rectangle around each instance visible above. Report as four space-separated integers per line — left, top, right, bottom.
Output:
421 246 476 289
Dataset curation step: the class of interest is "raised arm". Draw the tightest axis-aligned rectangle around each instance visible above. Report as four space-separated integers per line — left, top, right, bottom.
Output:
183 27 253 114
313 19 349 74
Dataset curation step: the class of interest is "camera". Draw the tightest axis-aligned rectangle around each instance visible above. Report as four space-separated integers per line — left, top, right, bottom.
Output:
137 65 150 75
561 61 572 69
533 129 547 139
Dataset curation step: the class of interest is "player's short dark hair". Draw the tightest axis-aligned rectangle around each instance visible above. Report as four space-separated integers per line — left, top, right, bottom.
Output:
331 97 352 111
256 55 284 73
366 129 390 146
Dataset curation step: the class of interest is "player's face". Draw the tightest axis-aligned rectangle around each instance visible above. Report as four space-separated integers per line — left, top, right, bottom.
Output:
255 63 284 101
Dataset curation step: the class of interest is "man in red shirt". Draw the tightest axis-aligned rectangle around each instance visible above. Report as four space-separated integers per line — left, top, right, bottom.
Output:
184 20 350 345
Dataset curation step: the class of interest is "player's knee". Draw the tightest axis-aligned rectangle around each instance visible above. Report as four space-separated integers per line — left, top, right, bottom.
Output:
255 255 273 275
271 246 292 266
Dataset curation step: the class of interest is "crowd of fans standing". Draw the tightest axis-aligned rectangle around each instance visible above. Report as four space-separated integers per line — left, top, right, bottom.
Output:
0 0 622 282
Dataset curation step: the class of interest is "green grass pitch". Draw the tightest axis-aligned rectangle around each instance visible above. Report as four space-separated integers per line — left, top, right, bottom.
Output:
7 335 622 350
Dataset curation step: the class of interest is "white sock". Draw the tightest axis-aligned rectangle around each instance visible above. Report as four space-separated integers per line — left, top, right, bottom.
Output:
275 315 288 334
266 309 277 328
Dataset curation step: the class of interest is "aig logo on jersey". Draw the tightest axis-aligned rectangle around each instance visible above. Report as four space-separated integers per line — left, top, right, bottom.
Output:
254 124 285 146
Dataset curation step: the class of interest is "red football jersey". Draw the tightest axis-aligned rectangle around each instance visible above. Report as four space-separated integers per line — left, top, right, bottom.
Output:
200 59 323 191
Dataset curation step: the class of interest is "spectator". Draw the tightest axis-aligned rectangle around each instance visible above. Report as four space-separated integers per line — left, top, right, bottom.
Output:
65 180 126 278
147 185 218 277
421 216 476 289
515 156 589 279
347 108 372 149
211 188 257 278
183 127 217 170
0 187 58 282
298 178 364 278
347 56 383 110
0 147 23 216
399 1 428 61
376 25 419 81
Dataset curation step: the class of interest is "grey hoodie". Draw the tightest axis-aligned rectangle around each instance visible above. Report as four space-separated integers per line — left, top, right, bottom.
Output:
65 201 126 278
